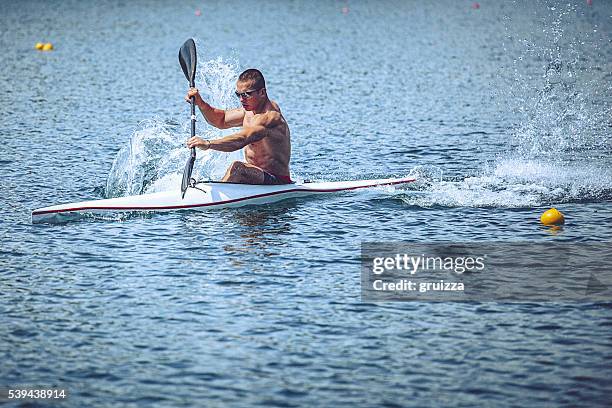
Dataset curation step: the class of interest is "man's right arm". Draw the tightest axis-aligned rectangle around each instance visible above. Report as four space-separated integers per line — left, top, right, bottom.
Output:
186 88 245 129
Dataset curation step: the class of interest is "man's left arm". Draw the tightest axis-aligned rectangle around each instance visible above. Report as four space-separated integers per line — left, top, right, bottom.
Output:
205 125 268 152
187 112 282 152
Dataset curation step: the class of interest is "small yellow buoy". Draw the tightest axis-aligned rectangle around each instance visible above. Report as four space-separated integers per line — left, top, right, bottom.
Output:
540 208 565 225
35 42 44 50
42 43 54 51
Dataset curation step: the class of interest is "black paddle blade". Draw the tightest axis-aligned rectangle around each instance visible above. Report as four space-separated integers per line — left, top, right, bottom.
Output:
181 148 196 198
179 39 197 86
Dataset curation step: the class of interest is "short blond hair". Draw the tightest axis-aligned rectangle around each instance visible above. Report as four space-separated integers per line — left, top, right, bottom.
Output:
238 69 265 90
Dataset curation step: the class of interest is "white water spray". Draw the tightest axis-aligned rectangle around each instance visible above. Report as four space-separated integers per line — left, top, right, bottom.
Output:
105 54 244 197
398 4 611 208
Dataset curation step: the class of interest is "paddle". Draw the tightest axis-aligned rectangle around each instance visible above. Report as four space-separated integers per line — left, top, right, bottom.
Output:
179 38 197 198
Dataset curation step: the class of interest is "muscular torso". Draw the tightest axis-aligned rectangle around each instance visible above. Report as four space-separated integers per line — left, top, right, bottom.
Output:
243 100 291 177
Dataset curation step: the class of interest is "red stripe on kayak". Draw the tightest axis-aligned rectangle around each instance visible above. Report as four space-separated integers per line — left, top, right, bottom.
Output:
32 178 415 217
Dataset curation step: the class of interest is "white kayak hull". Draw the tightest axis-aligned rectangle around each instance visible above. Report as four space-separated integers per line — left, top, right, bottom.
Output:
31 177 415 223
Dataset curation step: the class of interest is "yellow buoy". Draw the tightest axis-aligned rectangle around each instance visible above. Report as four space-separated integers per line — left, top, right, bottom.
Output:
42 43 54 51
35 42 44 50
540 208 565 225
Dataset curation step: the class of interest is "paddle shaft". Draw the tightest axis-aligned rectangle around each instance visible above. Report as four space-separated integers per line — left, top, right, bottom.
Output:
190 94 196 160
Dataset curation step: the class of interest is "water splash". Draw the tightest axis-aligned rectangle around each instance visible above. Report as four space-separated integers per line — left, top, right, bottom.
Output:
396 4 611 208
105 54 244 197
508 3 611 158
105 119 181 197
396 158 611 208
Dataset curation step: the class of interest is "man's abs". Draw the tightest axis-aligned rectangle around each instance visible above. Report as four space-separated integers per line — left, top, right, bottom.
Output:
244 139 290 176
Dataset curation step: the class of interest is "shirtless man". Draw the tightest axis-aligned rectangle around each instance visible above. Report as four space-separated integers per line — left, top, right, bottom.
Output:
185 69 292 184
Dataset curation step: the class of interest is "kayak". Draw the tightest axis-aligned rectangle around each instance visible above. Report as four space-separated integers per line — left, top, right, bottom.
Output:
31 176 416 223
32 177 416 223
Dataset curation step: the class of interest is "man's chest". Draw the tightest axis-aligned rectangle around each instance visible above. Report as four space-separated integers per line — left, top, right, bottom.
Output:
242 113 258 127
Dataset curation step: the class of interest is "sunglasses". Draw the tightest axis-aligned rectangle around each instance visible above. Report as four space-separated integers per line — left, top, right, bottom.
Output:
234 88 261 99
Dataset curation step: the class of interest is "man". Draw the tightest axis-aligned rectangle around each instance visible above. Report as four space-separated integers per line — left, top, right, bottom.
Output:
185 69 292 184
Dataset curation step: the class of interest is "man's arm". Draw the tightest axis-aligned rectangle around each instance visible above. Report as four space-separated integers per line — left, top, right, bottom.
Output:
186 112 283 151
207 125 268 152
209 111 283 151
186 88 245 129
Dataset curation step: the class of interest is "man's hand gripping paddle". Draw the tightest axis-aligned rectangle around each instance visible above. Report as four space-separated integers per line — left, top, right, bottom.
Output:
179 39 197 199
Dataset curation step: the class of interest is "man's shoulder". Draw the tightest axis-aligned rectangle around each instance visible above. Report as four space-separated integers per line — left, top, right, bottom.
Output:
269 100 282 112
253 110 282 128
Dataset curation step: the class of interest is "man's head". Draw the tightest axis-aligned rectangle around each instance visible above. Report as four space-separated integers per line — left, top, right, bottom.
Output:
235 69 267 111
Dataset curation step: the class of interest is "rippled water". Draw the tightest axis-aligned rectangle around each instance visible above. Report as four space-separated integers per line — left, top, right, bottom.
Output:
1 1 611 406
